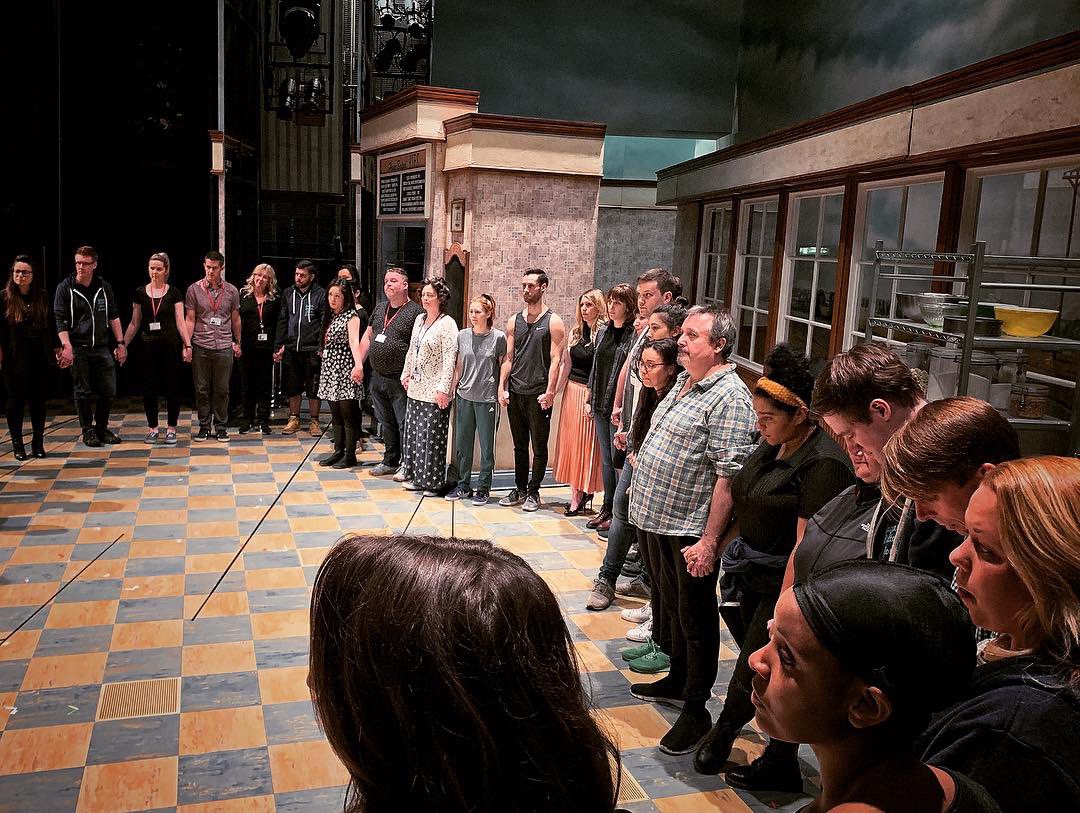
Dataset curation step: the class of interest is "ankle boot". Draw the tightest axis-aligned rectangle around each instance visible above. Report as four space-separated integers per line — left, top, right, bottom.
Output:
693 720 741 775
318 425 345 467
334 426 357 469
725 738 803 792
12 436 27 461
31 434 46 458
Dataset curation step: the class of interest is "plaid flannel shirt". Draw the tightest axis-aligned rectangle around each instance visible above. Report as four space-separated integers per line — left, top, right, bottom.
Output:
629 365 757 537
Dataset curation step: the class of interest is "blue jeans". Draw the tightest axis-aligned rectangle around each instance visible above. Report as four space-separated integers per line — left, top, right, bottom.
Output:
594 414 619 512
598 460 635 584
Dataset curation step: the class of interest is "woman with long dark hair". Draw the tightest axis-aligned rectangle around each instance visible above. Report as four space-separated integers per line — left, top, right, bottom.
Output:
316 278 364 469
0 256 61 459
336 263 371 449
237 263 281 435
310 533 622 813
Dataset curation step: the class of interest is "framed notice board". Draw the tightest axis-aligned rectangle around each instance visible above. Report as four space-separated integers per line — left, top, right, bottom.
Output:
377 146 430 219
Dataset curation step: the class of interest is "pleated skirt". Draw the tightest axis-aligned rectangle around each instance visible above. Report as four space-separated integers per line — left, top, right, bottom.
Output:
552 379 605 494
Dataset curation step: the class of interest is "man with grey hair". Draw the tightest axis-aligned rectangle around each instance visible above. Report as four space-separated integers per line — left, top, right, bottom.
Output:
626 304 757 756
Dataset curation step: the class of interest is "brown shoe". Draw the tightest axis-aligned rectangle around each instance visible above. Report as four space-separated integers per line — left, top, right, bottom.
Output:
309 419 322 436
282 415 300 434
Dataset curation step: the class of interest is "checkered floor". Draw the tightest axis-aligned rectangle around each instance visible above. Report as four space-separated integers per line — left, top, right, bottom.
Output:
0 403 818 812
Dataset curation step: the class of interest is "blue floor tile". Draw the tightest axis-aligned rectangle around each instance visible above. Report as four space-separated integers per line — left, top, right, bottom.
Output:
0 563 67 584
86 715 181 765
53 578 123 603
104 646 182 682
138 498 189 511
180 671 262 712
34 625 114 656
125 557 187 577
133 524 188 541
0 605 47 633
243 551 300 570
247 588 310 614
183 615 253 645
274 786 348 812
116 596 186 623
178 746 273 805
0 659 29 692
184 571 246 595
253 636 309 670
185 537 240 555
70 541 129 561
5 684 101 728
85 512 137 528
262 699 321 745
0 768 83 813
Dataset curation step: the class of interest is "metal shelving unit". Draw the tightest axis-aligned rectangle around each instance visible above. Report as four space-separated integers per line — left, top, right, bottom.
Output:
865 240 1080 453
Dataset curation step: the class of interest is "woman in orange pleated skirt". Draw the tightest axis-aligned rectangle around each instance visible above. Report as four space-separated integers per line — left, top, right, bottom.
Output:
553 289 606 515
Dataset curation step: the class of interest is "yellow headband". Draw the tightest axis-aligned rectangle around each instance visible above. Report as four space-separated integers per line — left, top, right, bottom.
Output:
755 376 807 411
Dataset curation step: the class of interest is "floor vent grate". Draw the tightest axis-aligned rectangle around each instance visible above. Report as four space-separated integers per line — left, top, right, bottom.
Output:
615 761 649 804
96 677 181 721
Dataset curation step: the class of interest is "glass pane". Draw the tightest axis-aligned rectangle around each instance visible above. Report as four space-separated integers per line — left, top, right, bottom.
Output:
756 258 772 310
809 325 832 364
815 261 837 325
975 172 1039 256
705 255 720 303
762 201 778 256
752 314 767 363
853 264 892 336
736 308 753 358
709 210 724 254
795 197 821 256
791 260 813 319
863 187 902 259
741 257 757 307
786 320 809 356
821 193 844 258
902 181 944 253
745 205 763 255
1038 167 1080 257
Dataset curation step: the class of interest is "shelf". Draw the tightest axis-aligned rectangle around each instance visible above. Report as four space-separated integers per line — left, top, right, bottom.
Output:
867 318 1080 351
1005 416 1072 432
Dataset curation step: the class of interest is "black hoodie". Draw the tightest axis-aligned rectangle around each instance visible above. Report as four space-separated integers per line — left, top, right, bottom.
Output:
919 655 1080 813
53 273 118 349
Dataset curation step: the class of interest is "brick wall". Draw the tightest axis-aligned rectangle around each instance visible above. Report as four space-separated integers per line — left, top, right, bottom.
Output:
593 207 676 296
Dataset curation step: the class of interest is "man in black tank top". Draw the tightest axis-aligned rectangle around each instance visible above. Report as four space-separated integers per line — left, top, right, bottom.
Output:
497 270 568 512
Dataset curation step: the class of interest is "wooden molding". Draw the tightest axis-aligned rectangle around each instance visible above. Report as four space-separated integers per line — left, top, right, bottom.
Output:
764 191 790 352
722 196 740 308
828 180 860 358
600 178 658 188
359 85 480 123
658 31 1080 182
443 112 606 139
444 242 469 270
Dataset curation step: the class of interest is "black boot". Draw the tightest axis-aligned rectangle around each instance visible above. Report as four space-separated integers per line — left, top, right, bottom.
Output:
693 720 742 775
333 426 357 469
725 739 803 793
12 436 27 461
318 425 345 467
30 434 46 458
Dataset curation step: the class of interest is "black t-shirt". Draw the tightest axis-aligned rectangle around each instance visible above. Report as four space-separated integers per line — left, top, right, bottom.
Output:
731 429 854 559
568 324 595 385
238 293 283 350
368 299 423 377
592 322 628 402
133 285 184 345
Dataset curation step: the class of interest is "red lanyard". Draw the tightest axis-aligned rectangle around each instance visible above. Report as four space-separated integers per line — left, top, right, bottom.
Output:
148 285 165 320
256 297 265 327
202 280 222 314
383 304 403 331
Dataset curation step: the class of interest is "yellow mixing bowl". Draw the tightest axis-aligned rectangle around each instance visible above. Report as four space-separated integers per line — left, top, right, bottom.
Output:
993 305 1059 338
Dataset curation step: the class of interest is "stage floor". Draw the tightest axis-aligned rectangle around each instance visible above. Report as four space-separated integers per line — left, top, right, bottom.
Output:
0 407 817 812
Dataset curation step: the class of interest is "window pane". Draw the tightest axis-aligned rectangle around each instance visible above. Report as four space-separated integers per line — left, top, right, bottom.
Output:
705 255 720 303
741 257 757 307
756 258 773 310
746 205 763 255
821 193 844 257
762 202 778 255
809 325 831 365
863 187 902 259
791 260 814 319
736 308 753 358
815 261 837 324
795 197 821 255
902 181 943 253
1038 167 1080 257
786 320 809 356
975 172 1039 255
709 210 725 253
752 315 767 363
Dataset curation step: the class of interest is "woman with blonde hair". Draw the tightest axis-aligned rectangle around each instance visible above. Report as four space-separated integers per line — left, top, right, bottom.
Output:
237 263 281 434
122 252 188 444
919 455 1080 812
552 288 607 516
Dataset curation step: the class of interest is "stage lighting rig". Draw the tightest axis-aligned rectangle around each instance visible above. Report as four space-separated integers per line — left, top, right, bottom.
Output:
278 0 321 59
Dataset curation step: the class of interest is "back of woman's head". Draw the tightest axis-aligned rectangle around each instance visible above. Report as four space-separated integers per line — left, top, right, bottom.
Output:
795 559 975 738
756 344 814 413
309 535 619 813
983 456 1080 677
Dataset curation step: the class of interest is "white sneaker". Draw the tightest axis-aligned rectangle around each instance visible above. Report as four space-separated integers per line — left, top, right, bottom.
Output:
625 618 652 643
392 468 408 483
621 602 652 624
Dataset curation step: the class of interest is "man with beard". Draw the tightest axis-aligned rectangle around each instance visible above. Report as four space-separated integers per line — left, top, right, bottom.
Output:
497 269 567 513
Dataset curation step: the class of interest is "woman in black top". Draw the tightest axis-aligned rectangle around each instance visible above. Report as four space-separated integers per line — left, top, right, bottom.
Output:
695 345 854 782
122 252 187 444
237 264 282 435
337 264 370 449
585 283 638 527
0 256 61 459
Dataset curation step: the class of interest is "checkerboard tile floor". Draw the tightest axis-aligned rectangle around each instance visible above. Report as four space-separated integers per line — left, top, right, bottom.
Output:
0 406 818 812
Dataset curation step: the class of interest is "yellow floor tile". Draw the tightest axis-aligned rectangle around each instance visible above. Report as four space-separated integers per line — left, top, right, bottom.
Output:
184 591 249 617
268 740 350 793
257 666 311 704
245 568 308 590
7 545 73 565
244 533 295 552
186 521 240 539
298 547 332 566
77 756 178 812
21 652 107 690
251 609 309 639
179 795 276 813
593 704 670 749
111 620 185 651
541 569 596 593
182 641 257 676
179 707 266 755
0 629 41 661
129 539 187 559
574 640 617 672
120 575 186 599
653 790 754 812
45 600 118 629
288 516 340 532
186 553 242 574
76 526 132 545
0 691 16 731
0 722 93 774
570 612 634 641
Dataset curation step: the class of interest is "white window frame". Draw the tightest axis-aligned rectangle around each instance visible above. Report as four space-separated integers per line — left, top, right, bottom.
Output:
777 187 844 363
730 196 779 371
695 202 733 307
843 172 947 349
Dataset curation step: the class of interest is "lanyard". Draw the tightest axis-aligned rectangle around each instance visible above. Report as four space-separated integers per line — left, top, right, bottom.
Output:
383 303 404 331
866 498 912 562
256 297 265 328
148 285 166 320
202 280 222 315
415 313 442 350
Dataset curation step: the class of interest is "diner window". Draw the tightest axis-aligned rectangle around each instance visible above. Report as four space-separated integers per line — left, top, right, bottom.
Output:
696 203 732 306
731 198 778 367
778 191 843 369
846 178 944 346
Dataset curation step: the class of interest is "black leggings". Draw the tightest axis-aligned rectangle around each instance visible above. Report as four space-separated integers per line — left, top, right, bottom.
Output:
142 339 183 428
6 395 46 441
330 398 360 429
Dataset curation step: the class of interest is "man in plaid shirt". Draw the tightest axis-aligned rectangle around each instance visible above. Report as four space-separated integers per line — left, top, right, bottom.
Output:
627 304 757 756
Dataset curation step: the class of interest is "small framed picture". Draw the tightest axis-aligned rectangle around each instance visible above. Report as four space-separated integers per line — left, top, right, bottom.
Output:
450 199 465 233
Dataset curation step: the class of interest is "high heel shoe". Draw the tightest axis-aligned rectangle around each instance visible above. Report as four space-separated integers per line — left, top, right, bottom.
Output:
31 435 46 458
12 437 27 461
565 494 594 517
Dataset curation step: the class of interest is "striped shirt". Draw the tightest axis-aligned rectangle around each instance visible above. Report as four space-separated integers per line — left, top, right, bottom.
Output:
629 365 757 537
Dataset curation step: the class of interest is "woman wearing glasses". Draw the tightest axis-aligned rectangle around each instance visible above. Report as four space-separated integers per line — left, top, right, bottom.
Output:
0 256 61 459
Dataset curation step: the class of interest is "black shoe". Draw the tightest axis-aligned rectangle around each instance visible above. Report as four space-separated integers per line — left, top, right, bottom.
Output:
499 489 525 507
332 454 357 470
565 493 594 517
215 426 229 442
82 429 102 448
12 439 27 461
629 677 685 709
96 427 122 445
659 709 712 756
194 426 210 442
319 450 345 467
31 436 46 458
586 507 612 530
260 422 272 435
237 423 252 434
725 740 803 793
693 721 742 775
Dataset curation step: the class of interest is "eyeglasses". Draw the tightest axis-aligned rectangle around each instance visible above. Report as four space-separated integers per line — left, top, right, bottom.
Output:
638 361 668 372
12 269 32 276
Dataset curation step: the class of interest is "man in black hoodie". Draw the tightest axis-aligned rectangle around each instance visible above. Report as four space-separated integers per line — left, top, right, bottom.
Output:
273 260 326 436
54 246 127 447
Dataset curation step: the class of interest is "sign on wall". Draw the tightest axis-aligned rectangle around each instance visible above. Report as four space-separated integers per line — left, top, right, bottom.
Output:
378 147 429 218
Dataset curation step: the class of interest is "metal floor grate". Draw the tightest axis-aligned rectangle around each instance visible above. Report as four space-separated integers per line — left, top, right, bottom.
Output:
96 678 181 721
615 759 648 804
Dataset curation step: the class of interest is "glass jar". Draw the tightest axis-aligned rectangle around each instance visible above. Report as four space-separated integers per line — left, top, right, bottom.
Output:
927 349 996 402
904 341 936 372
1009 383 1049 419
990 350 1027 411
966 351 998 402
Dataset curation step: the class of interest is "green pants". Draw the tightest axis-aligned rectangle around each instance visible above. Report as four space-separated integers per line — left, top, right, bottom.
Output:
454 395 498 491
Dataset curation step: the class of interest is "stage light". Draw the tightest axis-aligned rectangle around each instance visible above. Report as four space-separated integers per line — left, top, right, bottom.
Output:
277 76 298 119
305 76 325 111
399 40 429 74
377 0 396 29
278 1 321 59
373 37 401 72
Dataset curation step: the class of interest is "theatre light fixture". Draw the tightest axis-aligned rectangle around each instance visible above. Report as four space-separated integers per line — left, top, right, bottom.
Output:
373 36 402 72
278 0 321 59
